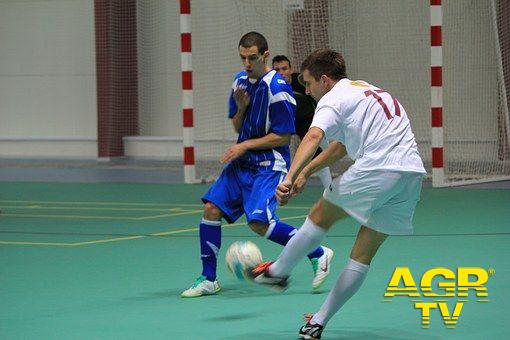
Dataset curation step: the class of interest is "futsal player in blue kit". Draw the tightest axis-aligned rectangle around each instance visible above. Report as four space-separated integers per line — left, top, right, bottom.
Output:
181 32 333 298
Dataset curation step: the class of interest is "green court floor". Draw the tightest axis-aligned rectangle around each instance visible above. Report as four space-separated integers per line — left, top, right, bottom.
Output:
0 182 508 339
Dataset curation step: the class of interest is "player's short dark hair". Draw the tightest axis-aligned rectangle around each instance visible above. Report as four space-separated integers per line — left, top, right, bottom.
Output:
300 48 347 81
238 31 268 55
272 55 291 67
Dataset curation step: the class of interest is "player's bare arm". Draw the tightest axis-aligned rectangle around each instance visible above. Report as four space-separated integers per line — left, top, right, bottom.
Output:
220 132 291 164
301 141 346 179
231 88 250 133
276 127 324 205
293 141 346 194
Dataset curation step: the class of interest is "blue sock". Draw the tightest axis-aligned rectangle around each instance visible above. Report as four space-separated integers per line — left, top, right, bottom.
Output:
199 219 221 281
266 221 324 260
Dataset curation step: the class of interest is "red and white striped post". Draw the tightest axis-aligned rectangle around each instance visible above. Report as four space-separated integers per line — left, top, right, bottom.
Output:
431 0 444 187
180 0 196 183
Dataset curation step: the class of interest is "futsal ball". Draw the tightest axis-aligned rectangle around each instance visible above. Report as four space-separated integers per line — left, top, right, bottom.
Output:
225 241 263 280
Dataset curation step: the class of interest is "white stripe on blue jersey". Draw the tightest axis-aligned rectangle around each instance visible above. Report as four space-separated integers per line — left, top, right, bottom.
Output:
271 91 297 106
228 70 296 172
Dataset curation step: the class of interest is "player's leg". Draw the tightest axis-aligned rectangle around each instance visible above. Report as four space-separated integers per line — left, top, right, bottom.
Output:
309 225 387 326
302 172 423 336
243 169 326 261
248 166 378 287
264 197 347 279
250 220 325 261
181 163 244 298
181 202 224 298
245 169 335 288
198 202 223 282
249 219 332 288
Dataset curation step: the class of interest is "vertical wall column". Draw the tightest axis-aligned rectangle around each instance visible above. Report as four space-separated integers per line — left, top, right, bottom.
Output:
95 0 139 158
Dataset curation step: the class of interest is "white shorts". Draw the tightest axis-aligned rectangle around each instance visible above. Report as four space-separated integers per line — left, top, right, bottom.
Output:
323 167 424 235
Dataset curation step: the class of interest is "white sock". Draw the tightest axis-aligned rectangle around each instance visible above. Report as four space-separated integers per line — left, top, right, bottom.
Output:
311 258 369 326
316 167 332 189
269 217 327 277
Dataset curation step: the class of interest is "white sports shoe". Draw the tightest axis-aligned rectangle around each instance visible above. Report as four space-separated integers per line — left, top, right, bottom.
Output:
311 247 334 289
181 275 221 298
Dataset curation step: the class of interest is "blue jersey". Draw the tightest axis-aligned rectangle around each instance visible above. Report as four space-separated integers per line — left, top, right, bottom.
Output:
228 70 296 172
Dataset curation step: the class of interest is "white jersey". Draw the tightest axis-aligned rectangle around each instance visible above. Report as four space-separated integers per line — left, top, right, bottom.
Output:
311 78 426 174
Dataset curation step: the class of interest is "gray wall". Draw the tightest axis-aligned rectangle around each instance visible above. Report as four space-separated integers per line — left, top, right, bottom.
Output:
0 0 96 139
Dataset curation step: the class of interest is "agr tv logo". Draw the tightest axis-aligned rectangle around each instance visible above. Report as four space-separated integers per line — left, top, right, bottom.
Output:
383 267 495 329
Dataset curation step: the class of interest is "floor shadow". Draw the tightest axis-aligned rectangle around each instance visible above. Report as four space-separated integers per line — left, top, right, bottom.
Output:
204 312 263 322
218 327 441 340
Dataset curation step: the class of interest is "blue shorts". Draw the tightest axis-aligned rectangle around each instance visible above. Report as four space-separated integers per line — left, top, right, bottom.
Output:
202 162 285 224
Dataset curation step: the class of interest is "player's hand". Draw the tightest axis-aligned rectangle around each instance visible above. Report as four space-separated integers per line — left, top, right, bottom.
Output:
220 143 248 164
276 178 293 206
292 173 308 197
233 87 250 111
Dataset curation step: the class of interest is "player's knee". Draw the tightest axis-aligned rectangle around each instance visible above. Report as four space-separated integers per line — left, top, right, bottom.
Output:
203 202 222 221
248 221 268 236
350 226 387 265
308 198 346 229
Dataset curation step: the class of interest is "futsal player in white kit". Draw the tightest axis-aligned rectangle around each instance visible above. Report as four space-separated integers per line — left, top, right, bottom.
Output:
247 48 427 339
